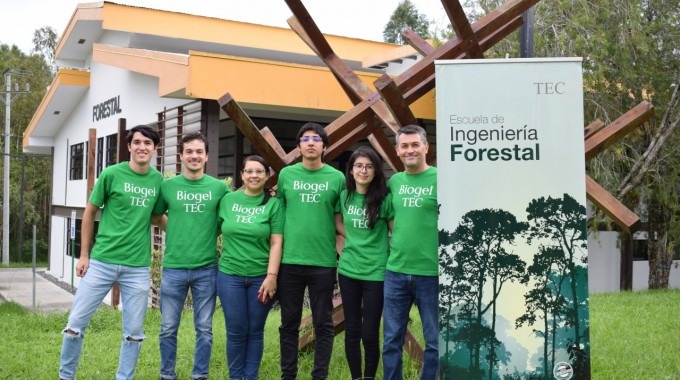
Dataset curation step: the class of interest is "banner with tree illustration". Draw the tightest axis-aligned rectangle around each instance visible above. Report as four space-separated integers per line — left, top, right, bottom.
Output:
435 58 590 380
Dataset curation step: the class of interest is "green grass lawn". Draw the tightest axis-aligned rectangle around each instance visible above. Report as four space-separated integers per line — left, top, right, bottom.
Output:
1 290 679 379
0 262 48 269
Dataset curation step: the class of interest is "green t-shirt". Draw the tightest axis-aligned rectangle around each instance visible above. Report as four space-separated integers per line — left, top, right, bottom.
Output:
218 190 285 276
338 191 393 281
153 174 229 269
277 163 344 267
89 162 163 267
387 166 438 276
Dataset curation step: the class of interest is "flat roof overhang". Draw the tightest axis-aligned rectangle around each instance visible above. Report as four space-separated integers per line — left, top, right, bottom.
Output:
24 45 435 152
23 69 90 154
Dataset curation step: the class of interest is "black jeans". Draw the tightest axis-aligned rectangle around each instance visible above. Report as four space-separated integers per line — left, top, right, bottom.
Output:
278 264 336 380
338 274 384 380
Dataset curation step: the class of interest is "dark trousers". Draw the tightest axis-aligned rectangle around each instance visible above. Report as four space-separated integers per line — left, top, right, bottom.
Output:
278 264 336 380
338 274 384 380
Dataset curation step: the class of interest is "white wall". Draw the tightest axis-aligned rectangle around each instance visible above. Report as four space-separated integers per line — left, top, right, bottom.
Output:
49 60 187 291
52 61 187 209
588 231 680 293
587 231 620 293
633 260 680 291
48 216 66 279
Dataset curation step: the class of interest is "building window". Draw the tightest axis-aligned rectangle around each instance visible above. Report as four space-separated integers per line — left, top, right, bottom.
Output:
96 137 104 176
96 134 118 177
70 143 84 180
106 134 117 167
66 219 98 258
633 232 680 261
218 136 235 179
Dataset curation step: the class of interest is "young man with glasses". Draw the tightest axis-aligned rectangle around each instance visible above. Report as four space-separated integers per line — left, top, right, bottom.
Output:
382 124 439 380
152 131 230 380
276 122 345 380
59 125 163 380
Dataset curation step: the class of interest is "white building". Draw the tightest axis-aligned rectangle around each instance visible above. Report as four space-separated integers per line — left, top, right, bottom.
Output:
22 2 433 295
22 2 677 295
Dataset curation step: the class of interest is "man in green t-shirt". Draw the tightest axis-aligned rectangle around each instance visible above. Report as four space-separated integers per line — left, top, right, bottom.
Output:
59 125 163 380
277 122 344 380
382 124 439 380
152 131 229 380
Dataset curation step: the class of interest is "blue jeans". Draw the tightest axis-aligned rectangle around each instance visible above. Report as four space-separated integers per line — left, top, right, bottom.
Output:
159 265 217 380
59 259 150 380
217 272 273 380
382 270 439 380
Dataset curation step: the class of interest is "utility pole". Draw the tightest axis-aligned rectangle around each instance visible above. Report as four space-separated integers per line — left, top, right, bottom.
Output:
1 69 30 266
519 6 536 58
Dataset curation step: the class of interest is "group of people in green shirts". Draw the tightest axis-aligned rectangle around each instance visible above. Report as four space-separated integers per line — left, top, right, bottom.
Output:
58 122 438 380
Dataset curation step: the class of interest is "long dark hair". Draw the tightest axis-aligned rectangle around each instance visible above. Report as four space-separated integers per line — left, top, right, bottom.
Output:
344 147 388 229
242 155 272 206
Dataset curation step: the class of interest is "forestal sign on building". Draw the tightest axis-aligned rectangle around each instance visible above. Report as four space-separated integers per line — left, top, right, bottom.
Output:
435 58 591 380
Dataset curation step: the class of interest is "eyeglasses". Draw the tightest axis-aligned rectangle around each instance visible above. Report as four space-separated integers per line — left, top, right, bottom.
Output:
353 163 375 172
242 169 266 175
300 136 322 143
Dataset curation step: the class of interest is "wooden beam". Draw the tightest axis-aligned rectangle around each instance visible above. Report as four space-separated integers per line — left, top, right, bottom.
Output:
367 127 405 172
288 9 402 135
402 28 436 56
260 127 288 166
325 95 378 142
394 0 539 95
585 175 640 232
282 96 378 165
287 13 370 100
217 93 287 172
479 16 524 52
375 74 418 126
117 119 129 164
442 0 484 58
584 119 605 140
299 296 344 350
87 129 96 198
394 36 471 96
325 123 374 162
585 101 654 160
201 100 221 177
402 16 523 105
404 73 435 105
403 331 424 368
284 0 333 58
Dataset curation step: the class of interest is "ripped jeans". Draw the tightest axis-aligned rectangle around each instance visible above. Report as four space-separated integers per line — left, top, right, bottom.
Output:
59 259 150 380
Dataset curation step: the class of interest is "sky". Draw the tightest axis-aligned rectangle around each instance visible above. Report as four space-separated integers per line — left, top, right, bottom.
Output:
1 0 450 55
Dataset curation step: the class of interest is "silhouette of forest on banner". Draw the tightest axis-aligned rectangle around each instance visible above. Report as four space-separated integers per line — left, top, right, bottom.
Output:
438 193 590 380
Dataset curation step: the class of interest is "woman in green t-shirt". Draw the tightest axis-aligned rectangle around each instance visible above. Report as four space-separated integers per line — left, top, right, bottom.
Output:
217 155 284 380
335 147 393 380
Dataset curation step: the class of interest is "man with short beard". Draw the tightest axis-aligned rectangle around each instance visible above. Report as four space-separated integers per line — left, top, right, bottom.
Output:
152 131 230 380
382 124 439 380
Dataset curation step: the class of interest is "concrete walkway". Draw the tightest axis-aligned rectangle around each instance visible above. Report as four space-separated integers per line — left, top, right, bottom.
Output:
0 268 74 313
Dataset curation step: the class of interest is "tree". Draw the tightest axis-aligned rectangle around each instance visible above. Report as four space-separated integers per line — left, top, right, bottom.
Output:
383 0 431 45
536 0 680 289
439 228 458 374
460 0 680 287
444 208 527 378
32 26 58 73
0 35 55 263
525 194 589 378
516 246 568 379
